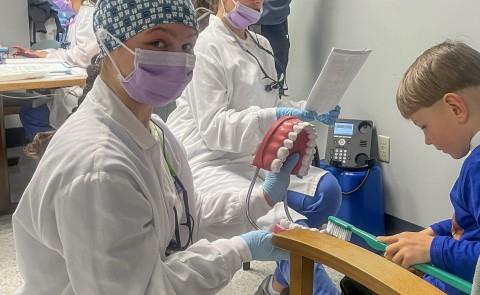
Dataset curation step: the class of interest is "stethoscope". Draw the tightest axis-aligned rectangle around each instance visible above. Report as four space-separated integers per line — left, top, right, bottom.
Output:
222 19 295 229
226 25 289 98
151 120 194 256
197 7 289 98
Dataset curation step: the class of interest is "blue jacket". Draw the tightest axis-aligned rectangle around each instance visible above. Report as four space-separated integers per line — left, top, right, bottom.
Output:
259 0 292 25
427 145 480 294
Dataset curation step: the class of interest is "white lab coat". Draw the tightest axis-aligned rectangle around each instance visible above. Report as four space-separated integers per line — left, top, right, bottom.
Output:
13 77 275 295
45 3 99 129
169 15 303 172
46 4 98 68
167 15 322 238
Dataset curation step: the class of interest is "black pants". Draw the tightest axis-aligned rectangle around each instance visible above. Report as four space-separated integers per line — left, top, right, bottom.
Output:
340 276 378 295
260 20 290 81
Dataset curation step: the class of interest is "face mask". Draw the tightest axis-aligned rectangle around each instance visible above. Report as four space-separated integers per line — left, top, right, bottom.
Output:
52 0 74 13
225 0 263 30
97 29 196 107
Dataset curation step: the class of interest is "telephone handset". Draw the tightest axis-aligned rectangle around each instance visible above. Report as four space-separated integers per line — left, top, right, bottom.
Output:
325 119 375 169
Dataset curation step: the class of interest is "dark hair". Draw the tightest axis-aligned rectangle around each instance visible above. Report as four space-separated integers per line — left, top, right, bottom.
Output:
24 55 101 159
193 0 219 13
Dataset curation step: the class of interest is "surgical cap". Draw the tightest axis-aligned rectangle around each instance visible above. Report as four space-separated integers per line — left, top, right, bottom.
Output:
93 0 197 57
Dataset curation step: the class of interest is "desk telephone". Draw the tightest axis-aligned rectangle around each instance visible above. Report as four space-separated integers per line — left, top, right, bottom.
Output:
325 119 375 169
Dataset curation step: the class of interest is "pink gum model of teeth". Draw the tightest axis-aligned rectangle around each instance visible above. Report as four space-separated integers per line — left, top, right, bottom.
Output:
252 116 317 176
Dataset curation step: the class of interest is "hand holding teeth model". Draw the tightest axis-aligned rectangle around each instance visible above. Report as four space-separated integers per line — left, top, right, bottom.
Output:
247 117 318 230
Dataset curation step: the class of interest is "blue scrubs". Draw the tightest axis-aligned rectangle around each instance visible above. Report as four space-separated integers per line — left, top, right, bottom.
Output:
19 104 53 141
275 172 342 294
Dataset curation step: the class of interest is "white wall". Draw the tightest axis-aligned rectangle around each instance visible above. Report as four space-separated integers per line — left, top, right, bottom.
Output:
1 0 30 129
0 0 29 47
287 0 480 227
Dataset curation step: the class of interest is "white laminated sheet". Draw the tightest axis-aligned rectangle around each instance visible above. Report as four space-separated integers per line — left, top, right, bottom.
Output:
305 48 371 113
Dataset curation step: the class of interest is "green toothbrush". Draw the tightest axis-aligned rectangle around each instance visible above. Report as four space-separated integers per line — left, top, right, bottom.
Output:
326 216 472 294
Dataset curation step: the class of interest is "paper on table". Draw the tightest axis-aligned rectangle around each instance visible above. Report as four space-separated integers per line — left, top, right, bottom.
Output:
0 62 71 74
305 48 371 113
6 57 65 64
0 70 46 82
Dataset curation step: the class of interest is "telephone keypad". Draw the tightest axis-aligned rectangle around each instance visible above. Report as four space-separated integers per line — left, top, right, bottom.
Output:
333 148 350 164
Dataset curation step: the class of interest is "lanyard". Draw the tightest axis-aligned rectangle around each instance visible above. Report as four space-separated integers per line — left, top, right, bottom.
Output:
150 120 194 255
224 24 288 98
150 121 176 177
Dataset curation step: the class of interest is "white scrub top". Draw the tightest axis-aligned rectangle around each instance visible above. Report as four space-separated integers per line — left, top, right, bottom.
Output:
46 3 99 68
13 77 274 295
167 15 321 238
46 3 100 129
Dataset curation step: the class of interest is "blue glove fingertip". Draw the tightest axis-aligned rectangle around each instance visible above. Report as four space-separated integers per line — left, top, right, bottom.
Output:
304 110 318 121
283 153 300 172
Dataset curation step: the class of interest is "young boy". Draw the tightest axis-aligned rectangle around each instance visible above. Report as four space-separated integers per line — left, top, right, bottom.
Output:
378 41 480 294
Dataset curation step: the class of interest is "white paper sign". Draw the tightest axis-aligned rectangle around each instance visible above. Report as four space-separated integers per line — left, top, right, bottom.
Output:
305 48 371 113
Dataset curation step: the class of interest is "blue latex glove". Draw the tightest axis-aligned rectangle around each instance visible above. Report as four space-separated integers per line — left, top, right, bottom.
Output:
239 230 289 261
263 153 300 204
316 105 341 125
275 107 318 121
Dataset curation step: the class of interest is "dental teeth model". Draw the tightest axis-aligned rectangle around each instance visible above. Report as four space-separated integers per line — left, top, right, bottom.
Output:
246 117 318 230
252 116 317 176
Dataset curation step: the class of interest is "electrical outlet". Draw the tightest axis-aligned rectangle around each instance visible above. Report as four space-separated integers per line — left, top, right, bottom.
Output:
378 135 390 163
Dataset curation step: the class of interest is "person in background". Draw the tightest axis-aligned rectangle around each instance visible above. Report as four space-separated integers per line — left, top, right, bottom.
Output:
11 0 99 141
257 0 291 84
23 55 100 160
167 0 342 294
12 0 298 294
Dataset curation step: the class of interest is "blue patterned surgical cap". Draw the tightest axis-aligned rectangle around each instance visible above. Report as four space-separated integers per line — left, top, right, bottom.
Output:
93 0 197 57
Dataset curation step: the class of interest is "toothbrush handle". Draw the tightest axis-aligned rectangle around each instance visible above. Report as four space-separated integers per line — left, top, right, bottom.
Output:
351 226 387 252
329 217 471 294
413 263 471 294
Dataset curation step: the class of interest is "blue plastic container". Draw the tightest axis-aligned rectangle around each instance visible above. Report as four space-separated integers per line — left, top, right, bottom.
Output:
320 161 385 247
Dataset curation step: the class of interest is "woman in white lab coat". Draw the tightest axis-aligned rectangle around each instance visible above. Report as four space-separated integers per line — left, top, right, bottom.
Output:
167 0 341 236
12 0 99 140
12 0 295 294
167 0 341 294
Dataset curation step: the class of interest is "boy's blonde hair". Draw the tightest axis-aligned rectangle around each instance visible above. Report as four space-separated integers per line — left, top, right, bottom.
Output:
396 41 480 118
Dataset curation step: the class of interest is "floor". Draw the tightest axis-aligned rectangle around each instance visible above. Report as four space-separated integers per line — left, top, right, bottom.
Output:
1 147 343 295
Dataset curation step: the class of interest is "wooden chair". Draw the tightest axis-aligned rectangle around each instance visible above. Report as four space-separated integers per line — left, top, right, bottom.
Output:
272 229 445 295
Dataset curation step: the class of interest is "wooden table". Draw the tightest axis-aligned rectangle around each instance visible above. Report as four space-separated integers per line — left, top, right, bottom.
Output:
272 229 446 295
0 75 86 213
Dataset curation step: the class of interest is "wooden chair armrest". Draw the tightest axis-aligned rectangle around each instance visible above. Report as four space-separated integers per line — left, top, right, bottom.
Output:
272 229 445 295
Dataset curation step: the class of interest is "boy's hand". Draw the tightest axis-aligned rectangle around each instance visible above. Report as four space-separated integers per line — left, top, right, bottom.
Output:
377 231 434 268
419 227 436 237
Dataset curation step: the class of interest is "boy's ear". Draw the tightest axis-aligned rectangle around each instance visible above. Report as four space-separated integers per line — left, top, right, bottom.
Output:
442 93 469 123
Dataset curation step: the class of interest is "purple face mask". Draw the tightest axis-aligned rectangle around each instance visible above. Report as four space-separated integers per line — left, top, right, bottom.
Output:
120 49 196 107
97 29 196 107
225 0 263 30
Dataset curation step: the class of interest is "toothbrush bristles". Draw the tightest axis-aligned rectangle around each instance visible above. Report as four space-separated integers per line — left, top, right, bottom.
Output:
326 221 352 242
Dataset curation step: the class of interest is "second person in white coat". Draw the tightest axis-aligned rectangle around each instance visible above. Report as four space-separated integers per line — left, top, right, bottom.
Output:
13 0 100 140
167 0 341 294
